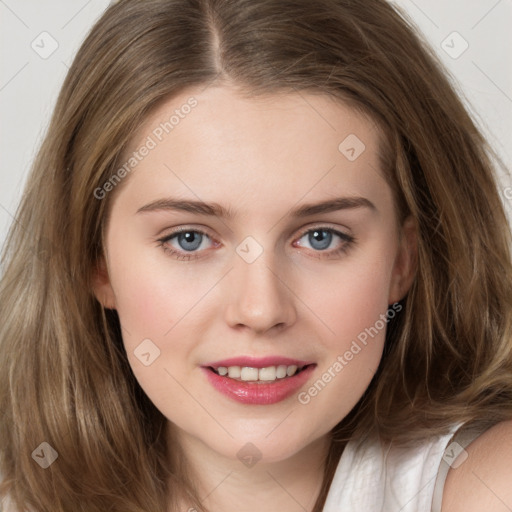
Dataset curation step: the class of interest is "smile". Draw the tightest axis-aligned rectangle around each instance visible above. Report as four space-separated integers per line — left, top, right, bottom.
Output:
210 364 307 382
201 357 317 405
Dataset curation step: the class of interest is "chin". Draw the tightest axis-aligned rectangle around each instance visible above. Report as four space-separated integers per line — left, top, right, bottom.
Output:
206 424 323 466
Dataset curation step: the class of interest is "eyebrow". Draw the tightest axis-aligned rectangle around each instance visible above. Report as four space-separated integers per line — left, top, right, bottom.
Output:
136 196 377 218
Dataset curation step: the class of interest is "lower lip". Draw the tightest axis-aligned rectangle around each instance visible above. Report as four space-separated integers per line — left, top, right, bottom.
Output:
201 365 316 405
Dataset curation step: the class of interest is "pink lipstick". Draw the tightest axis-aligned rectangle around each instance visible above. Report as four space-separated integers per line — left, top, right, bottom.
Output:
201 356 316 405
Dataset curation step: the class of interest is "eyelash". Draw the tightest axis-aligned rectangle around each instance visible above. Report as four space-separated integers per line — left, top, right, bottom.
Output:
156 226 356 261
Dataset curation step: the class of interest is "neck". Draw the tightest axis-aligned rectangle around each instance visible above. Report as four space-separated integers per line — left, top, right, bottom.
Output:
168 424 331 512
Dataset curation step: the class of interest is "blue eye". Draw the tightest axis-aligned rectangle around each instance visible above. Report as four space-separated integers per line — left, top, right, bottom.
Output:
157 228 214 260
294 227 355 257
157 226 355 261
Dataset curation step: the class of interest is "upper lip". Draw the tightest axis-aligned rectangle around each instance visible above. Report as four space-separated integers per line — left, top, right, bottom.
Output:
202 356 315 370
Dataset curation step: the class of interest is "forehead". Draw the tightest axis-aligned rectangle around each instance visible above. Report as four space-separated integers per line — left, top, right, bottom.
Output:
111 84 389 218
131 84 382 158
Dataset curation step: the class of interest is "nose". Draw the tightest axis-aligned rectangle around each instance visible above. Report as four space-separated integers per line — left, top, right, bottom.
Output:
224 246 297 335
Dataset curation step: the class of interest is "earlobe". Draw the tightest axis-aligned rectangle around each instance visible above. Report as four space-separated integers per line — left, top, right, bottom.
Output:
91 256 117 309
388 216 418 304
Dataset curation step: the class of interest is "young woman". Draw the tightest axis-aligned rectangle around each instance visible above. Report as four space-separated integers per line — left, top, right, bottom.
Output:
1 0 512 511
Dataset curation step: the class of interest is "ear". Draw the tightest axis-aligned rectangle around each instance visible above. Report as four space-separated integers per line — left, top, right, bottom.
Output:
91 255 117 309
388 215 417 304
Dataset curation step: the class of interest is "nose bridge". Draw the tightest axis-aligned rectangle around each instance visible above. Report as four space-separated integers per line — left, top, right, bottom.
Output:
225 235 296 332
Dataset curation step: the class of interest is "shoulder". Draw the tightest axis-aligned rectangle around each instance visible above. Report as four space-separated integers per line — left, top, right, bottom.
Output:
441 419 512 512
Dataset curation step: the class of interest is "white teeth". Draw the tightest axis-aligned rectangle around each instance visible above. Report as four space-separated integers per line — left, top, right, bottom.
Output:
276 365 287 378
227 366 241 378
241 367 259 381
258 367 277 381
214 364 304 381
286 365 298 377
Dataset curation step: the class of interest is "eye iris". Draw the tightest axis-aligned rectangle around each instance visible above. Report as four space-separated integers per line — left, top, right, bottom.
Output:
309 230 332 251
178 231 202 251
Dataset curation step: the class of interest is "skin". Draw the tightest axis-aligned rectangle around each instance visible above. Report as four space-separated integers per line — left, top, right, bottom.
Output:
93 84 417 511
441 419 512 511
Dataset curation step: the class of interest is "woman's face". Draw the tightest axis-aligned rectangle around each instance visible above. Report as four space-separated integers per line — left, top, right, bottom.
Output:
93 84 416 464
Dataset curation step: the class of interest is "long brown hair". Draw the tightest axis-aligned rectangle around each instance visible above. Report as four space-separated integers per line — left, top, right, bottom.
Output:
2 0 512 510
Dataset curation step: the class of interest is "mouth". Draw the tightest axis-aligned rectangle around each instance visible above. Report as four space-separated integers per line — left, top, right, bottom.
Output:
207 363 313 383
201 357 317 405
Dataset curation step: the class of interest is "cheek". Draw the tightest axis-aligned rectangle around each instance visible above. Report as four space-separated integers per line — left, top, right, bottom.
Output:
295 281 392 432
293 244 395 409
111 270 171 341
303 244 396 345
106 243 228 403
108 243 215 345
107 254 202 411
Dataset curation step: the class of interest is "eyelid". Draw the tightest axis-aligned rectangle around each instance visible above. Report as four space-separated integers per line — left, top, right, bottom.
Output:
156 224 215 238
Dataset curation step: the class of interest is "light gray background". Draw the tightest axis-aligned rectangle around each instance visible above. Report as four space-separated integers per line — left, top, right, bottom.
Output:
1 0 511 252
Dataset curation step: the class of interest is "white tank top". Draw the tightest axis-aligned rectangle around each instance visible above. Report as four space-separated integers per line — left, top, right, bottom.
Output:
323 420 494 512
